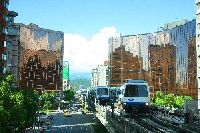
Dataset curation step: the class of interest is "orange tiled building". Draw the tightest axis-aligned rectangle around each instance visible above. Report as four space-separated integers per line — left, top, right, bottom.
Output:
108 20 197 99
12 23 64 92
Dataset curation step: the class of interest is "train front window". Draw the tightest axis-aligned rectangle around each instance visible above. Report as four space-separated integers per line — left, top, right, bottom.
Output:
138 85 148 97
97 88 108 95
124 85 137 97
124 85 148 97
117 90 121 95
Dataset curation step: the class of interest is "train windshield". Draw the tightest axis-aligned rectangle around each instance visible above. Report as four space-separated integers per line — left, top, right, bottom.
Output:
124 84 148 97
97 88 108 95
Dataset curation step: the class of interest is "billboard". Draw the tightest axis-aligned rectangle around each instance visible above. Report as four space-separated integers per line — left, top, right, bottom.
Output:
63 65 69 80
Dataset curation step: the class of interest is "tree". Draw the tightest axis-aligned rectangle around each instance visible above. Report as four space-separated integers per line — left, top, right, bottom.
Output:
63 89 75 102
0 74 40 132
165 93 175 109
152 91 192 109
41 92 57 110
174 95 192 108
154 91 166 107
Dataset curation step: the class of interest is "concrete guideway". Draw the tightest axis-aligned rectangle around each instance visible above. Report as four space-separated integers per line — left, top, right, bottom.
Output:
95 104 118 133
95 113 116 133
95 104 200 133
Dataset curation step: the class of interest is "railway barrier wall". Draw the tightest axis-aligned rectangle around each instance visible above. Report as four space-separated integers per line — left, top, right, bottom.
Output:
96 104 148 133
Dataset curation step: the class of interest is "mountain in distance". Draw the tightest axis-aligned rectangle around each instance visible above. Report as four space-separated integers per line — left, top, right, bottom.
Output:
69 71 91 80
70 78 91 90
69 71 91 90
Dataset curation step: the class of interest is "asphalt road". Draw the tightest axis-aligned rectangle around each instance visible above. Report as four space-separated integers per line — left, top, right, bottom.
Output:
49 112 95 133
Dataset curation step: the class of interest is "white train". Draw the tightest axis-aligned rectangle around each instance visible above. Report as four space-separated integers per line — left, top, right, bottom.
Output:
95 86 110 106
109 87 121 99
119 80 150 113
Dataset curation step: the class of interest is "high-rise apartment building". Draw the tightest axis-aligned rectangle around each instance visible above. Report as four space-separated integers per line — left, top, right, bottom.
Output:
8 23 64 92
109 20 197 98
97 63 108 86
164 19 189 30
91 61 109 89
91 68 98 89
196 0 200 109
7 11 19 83
108 32 170 88
0 0 9 74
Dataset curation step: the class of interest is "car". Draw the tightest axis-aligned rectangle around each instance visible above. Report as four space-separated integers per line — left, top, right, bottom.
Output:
47 115 54 120
39 112 46 115
72 107 78 111
64 111 72 117
40 126 47 132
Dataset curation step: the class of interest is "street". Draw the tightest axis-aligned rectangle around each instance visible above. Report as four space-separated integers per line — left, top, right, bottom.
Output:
49 112 95 133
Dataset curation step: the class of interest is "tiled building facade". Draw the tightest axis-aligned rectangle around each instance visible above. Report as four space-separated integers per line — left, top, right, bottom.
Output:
148 44 176 95
9 23 64 92
0 0 9 74
108 20 197 99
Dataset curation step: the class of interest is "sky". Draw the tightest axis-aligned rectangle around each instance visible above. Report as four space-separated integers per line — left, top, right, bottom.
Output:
9 0 195 75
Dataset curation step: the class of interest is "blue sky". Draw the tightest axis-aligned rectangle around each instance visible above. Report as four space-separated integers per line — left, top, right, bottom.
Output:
9 0 195 37
9 0 195 74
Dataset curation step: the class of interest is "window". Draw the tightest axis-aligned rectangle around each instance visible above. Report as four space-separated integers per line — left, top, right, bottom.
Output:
2 27 8 34
97 88 108 95
124 84 148 97
3 1 8 8
2 53 6 60
3 14 8 22
3 41 6 47
124 85 137 97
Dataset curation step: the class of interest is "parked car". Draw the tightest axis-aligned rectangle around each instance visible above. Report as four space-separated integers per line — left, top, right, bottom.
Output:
47 115 54 120
64 110 72 117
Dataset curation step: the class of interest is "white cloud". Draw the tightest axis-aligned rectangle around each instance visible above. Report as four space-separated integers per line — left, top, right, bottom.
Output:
64 27 119 73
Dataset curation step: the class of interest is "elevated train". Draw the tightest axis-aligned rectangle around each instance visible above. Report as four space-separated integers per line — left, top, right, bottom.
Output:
95 86 110 106
109 87 121 100
119 80 150 113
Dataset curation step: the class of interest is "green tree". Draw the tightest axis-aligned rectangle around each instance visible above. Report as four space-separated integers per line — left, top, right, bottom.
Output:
165 93 175 109
22 90 39 127
154 91 166 107
63 89 75 102
174 95 192 108
41 92 56 110
152 91 193 109
0 74 40 132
